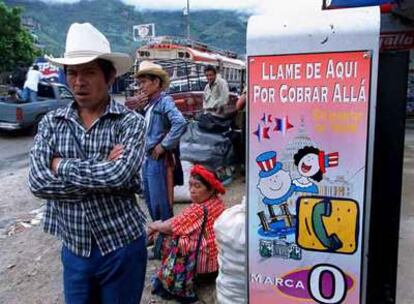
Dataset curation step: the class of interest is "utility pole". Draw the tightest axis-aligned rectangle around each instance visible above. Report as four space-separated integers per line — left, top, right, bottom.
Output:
186 0 190 39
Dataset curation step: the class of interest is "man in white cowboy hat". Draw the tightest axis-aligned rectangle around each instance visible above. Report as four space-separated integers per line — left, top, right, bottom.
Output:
126 61 187 225
28 23 147 303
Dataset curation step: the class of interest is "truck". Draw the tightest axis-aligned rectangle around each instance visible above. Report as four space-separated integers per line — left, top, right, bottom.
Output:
0 82 74 132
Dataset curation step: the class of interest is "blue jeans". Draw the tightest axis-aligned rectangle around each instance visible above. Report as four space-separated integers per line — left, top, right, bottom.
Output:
61 234 147 304
143 156 173 221
29 89 38 102
22 88 37 102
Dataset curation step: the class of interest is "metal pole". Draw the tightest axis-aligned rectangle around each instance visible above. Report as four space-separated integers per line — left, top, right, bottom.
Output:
186 0 190 39
366 51 409 304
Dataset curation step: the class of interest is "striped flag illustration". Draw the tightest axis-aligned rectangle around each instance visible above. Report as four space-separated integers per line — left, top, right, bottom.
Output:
274 116 294 135
261 113 273 123
253 124 270 142
318 151 339 173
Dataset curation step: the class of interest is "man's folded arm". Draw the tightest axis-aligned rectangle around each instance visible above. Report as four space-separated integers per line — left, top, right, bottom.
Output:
28 114 87 200
56 114 146 190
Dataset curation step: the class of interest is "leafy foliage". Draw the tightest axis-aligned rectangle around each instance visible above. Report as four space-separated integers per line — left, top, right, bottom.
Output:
0 1 38 73
4 0 248 57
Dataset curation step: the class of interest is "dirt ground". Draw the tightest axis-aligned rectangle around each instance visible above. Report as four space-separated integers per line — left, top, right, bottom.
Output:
0 166 245 304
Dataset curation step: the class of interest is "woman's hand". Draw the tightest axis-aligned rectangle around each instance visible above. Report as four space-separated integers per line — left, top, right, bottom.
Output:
148 220 161 235
147 226 155 237
148 219 173 235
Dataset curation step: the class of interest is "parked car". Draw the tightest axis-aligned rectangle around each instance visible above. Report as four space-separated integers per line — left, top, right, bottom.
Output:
0 82 73 131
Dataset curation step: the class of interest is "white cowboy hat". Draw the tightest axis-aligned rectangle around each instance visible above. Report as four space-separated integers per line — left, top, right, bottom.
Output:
135 61 170 90
46 23 132 77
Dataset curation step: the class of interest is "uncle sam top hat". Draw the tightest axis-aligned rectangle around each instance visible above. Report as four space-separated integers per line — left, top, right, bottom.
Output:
256 151 283 178
318 151 339 173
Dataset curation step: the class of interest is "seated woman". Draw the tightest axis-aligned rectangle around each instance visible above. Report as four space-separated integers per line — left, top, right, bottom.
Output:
148 164 226 303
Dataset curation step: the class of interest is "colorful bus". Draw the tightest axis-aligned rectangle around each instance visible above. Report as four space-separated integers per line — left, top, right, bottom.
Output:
135 36 245 93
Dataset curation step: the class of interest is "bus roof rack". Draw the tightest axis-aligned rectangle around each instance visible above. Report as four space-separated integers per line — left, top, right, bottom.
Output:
140 36 239 59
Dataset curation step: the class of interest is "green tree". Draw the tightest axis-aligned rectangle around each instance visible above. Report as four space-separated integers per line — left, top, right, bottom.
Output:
0 1 37 73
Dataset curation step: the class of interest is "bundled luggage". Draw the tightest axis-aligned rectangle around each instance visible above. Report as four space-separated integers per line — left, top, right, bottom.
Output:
180 119 235 171
214 198 246 304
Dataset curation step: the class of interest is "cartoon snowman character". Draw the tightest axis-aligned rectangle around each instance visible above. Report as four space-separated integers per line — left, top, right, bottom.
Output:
257 151 294 206
256 151 296 231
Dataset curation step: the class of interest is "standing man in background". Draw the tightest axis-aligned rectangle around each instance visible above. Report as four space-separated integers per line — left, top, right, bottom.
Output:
29 22 147 303
22 64 42 102
126 61 187 223
203 65 229 115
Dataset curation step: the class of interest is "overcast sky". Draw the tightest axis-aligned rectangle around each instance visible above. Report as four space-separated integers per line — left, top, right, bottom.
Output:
121 0 258 11
38 0 325 14
39 0 288 12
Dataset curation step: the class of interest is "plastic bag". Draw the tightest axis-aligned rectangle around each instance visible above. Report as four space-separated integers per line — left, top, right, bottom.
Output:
214 198 246 250
214 197 247 304
173 161 193 203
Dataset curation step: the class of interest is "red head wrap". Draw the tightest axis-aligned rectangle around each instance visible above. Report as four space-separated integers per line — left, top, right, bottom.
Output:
190 164 226 195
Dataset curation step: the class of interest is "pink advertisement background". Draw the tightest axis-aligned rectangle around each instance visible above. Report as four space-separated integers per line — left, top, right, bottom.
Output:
247 51 371 303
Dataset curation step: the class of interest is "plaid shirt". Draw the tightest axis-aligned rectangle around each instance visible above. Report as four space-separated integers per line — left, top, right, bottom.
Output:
171 196 225 273
28 99 147 257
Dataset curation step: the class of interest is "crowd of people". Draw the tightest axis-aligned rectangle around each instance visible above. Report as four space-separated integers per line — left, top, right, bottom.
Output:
28 22 238 304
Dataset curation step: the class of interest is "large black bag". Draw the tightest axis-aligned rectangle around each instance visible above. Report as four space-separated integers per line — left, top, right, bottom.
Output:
197 113 232 133
180 121 235 170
